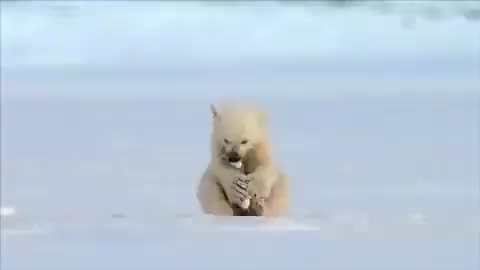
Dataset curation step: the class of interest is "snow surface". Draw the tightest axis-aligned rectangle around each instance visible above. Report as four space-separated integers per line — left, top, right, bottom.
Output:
1 1 479 270
1 209 479 270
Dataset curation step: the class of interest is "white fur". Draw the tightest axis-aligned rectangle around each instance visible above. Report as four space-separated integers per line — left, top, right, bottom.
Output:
197 101 290 217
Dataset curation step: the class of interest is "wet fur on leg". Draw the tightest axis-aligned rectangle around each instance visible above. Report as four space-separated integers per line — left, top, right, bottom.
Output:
223 143 267 216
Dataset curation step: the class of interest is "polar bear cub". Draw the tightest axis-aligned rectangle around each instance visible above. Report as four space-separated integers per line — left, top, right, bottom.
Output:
196 101 289 217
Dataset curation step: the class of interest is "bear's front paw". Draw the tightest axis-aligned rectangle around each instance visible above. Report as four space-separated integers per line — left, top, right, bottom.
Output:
230 175 251 209
246 173 269 199
251 194 266 216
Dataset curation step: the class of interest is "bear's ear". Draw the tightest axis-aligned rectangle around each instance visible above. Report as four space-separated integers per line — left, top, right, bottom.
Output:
257 109 268 127
210 104 219 119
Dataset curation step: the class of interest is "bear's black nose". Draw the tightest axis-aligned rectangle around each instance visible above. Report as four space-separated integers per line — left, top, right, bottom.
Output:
227 152 241 163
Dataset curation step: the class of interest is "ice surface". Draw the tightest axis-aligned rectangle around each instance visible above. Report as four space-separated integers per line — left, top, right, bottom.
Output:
2 212 479 270
1 1 479 270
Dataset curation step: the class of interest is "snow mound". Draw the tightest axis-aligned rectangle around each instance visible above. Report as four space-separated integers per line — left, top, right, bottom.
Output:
1 206 16 217
176 215 322 232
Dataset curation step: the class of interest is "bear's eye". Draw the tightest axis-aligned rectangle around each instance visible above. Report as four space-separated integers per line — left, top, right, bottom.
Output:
224 138 230 144
241 139 248 144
